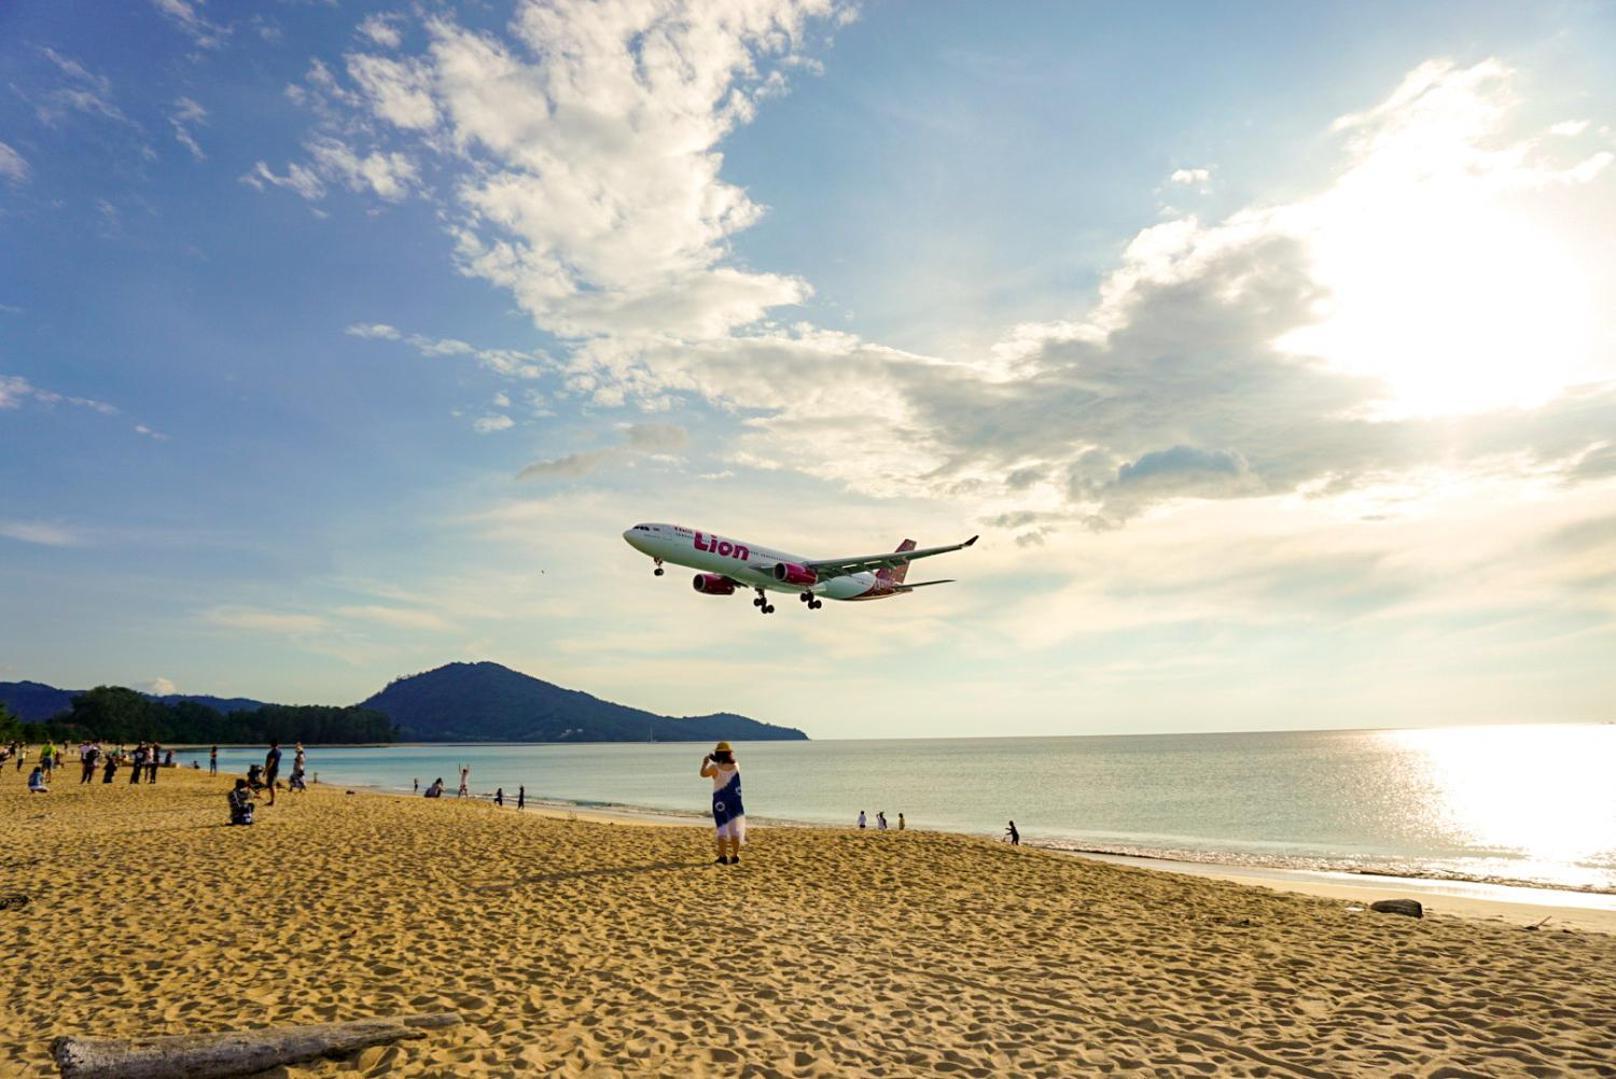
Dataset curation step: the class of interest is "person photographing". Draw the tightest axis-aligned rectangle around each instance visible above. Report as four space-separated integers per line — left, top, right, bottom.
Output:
699 742 746 865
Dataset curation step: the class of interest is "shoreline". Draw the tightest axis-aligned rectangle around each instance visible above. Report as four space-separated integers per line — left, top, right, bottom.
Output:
308 773 1616 935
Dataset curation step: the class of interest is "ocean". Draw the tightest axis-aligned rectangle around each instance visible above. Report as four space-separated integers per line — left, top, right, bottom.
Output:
184 724 1616 893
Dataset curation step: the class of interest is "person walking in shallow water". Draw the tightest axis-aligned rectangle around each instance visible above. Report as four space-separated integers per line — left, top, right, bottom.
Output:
700 742 746 865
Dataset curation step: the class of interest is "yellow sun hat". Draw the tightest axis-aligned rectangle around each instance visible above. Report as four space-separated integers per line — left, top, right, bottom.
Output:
714 741 732 753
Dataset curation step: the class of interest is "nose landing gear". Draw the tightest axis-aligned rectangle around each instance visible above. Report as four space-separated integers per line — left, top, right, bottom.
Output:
753 588 775 614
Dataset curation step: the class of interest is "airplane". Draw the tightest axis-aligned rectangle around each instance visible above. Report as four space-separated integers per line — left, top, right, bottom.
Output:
622 522 979 613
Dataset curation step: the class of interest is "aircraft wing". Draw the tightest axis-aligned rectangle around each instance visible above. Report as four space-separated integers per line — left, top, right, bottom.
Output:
803 535 978 580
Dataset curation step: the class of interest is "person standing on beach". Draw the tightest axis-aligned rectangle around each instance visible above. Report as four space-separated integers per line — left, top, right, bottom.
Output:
413 777 419 793
517 785 525 811
457 766 469 798
129 744 145 784
1006 821 1020 846
898 812 905 831
264 741 282 806
102 752 118 783
79 743 97 784
147 744 160 784
877 811 888 831
700 741 746 865
858 810 866 830
209 745 218 775
494 787 504 807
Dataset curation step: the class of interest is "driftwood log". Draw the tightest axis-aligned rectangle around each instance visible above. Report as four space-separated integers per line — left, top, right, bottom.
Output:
52 1012 461 1079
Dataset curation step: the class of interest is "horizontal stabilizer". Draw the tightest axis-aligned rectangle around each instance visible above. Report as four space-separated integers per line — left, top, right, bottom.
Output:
894 579 954 592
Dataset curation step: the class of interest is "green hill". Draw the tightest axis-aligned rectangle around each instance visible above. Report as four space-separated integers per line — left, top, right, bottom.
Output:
360 661 806 743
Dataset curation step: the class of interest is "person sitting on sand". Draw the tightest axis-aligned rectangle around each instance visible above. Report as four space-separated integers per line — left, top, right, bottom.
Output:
424 777 445 799
246 763 264 791
27 766 49 794
288 767 307 794
700 741 746 866
228 779 255 826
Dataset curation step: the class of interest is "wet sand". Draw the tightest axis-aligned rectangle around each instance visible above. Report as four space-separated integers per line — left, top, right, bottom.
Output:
3 767 1614 1076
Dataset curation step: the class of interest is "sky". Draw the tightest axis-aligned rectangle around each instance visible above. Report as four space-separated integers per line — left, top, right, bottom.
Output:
2 1 1614 739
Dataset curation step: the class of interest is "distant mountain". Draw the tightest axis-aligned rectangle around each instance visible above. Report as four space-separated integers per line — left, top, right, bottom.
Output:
0 681 267 723
360 661 807 743
0 681 74 723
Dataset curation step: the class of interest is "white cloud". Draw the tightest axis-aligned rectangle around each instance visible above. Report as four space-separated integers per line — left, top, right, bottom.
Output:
33 48 137 130
492 391 510 408
358 14 404 50
241 159 326 200
334 604 451 631
134 424 170 441
0 521 86 547
150 0 229 49
0 373 118 415
1549 119 1589 137
169 96 207 160
0 142 30 183
344 322 550 379
247 139 418 202
472 414 514 433
306 137 418 200
146 677 178 695
204 607 326 634
281 0 848 338
1169 167 1211 185
346 53 437 130
518 423 688 479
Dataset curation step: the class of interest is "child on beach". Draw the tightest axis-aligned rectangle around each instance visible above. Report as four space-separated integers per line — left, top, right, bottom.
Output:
27 766 48 794
424 777 445 798
228 779 254 825
699 741 746 865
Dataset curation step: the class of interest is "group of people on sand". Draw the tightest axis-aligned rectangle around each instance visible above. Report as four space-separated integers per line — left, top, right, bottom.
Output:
228 741 310 825
4 739 183 793
857 809 906 832
416 771 529 812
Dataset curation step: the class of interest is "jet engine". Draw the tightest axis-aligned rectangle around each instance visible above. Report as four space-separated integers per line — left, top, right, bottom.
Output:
772 562 818 586
691 573 737 595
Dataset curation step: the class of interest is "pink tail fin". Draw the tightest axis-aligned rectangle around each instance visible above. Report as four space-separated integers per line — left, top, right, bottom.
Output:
877 539 917 584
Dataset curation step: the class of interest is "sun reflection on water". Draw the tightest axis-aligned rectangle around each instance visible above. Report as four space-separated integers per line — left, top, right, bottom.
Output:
1381 725 1616 887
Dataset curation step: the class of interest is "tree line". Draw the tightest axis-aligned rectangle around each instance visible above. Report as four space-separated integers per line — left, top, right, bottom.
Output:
0 687 397 745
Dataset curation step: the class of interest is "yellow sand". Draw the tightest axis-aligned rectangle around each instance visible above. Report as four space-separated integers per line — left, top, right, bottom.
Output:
3 769 1615 1077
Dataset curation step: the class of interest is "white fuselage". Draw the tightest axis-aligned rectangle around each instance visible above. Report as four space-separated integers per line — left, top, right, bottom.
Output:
622 522 891 601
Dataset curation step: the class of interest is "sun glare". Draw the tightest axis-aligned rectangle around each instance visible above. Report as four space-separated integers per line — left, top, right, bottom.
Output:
1280 196 1596 418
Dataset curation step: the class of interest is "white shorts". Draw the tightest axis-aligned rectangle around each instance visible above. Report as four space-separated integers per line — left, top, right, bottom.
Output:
715 816 747 843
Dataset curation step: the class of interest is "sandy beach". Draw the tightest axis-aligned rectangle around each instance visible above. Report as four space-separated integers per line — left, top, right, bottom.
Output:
3 769 1615 1077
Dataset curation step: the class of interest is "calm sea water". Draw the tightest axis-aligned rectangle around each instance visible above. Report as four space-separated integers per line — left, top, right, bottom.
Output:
185 725 1616 893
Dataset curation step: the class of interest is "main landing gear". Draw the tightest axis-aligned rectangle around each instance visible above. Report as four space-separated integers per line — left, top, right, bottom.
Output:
753 588 775 614
799 591 823 610
652 559 664 577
